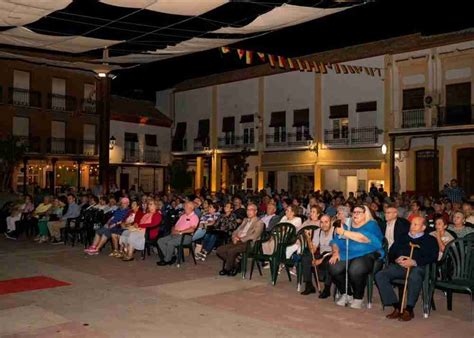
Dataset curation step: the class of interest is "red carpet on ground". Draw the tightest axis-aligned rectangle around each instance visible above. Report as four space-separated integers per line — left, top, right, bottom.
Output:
0 276 71 295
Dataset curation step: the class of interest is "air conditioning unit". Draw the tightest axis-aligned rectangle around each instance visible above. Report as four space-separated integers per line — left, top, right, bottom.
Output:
424 93 439 108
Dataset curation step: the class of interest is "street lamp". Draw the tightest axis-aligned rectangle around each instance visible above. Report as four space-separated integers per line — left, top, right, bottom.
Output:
307 140 319 155
381 144 387 155
109 136 116 150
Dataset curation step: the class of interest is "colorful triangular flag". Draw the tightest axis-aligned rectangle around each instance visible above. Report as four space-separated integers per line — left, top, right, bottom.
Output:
268 54 276 68
340 64 348 74
277 56 287 69
220 47 230 54
237 49 245 60
245 51 253 65
319 62 327 74
347 65 355 74
326 63 333 70
257 52 266 62
304 60 312 72
312 61 320 73
296 59 304 71
334 64 341 74
287 58 295 70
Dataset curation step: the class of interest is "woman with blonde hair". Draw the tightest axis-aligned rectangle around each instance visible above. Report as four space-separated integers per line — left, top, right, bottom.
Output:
328 205 383 309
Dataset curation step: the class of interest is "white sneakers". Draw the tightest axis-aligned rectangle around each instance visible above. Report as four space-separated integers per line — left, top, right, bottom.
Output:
350 298 364 309
336 294 353 306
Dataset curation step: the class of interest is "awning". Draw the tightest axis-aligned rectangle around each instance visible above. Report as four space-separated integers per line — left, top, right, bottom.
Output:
329 105 349 119
269 111 286 128
196 119 210 141
222 116 235 132
293 109 309 127
125 132 138 142
356 101 377 112
145 134 157 146
240 114 255 124
173 122 186 140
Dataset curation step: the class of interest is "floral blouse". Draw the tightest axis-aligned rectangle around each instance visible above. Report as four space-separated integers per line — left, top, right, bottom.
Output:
215 213 238 233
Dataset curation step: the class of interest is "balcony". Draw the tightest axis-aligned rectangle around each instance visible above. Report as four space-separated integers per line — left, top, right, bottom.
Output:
193 138 210 151
172 139 187 152
217 135 255 150
47 93 77 112
81 98 98 114
324 127 381 146
401 108 426 128
8 87 41 108
48 138 77 154
265 132 287 148
17 136 41 153
144 146 161 163
81 139 98 156
124 142 140 162
437 105 474 127
287 132 313 146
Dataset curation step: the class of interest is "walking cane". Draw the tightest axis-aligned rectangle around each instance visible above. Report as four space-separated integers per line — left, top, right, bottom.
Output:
400 242 421 313
305 231 321 292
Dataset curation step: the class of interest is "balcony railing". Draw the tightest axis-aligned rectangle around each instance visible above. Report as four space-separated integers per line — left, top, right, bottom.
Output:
81 98 98 114
144 146 161 163
287 132 313 146
324 127 381 146
124 142 140 162
265 132 287 148
8 87 41 108
402 108 426 128
217 135 255 149
17 136 41 153
47 93 77 112
172 139 187 152
437 105 474 126
47 138 77 154
81 139 97 156
194 138 210 151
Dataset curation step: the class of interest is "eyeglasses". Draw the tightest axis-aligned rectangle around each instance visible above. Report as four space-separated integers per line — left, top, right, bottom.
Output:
353 210 365 215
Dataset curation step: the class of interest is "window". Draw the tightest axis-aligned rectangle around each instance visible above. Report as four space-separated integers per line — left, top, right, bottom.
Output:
445 82 471 125
402 88 425 110
12 116 29 137
51 121 66 153
125 133 138 157
240 115 255 145
51 78 66 111
222 117 235 145
269 111 286 143
196 119 210 147
332 118 349 140
13 70 30 105
83 124 96 155
293 109 310 141
172 122 187 151
145 134 157 147
83 83 96 113
243 127 254 145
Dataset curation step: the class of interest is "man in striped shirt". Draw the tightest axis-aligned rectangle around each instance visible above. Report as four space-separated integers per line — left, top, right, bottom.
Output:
443 179 465 204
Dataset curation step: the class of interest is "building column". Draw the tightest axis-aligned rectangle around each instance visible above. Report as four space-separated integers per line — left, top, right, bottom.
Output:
389 135 396 194
153 167 156 193
137 166 141 189
76 159 83 192
313 164 322 192
221 158 228 192
210 152 221 193
257 166 265 191
433 133 439 198
22 157 29 195
195 156 204 191
98 71 111 193
51 158 57 195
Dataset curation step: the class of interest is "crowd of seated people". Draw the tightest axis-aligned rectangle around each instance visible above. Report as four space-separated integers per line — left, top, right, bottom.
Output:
1 180 474 321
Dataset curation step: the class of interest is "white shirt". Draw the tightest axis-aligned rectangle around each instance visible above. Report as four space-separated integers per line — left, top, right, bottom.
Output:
279 216 303 231
385 219 396 248
312 227 334 253
261 214 276 228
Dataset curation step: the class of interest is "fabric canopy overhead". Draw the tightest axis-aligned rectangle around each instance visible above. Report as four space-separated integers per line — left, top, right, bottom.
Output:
0 0 358 67
240 114 254 123
173 122 187 140
293 109 309 127
222 116 235 132
196 119 210 141
329 104 349 119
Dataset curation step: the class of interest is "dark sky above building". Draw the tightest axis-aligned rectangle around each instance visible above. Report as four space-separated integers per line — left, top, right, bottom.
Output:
109 0 472 99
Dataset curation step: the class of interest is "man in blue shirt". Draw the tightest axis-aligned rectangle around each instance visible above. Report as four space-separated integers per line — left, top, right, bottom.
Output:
85 197 130 255
443 179 465 204
48 194 81 244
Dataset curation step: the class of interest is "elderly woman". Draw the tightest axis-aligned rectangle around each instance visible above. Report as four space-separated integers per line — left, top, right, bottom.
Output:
328 205 384 309
430 216 455 260
262 204 302 256
448 211 474 238
120 200 162 261
113 200 144 257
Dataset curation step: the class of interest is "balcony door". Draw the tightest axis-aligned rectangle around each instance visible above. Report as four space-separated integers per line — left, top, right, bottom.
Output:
83 124 96 155
415 150 438 196
83 83 96 113
457 148 474 196
13 70 30 106
445 82 471 125
51 78 66 111
51 121 66 153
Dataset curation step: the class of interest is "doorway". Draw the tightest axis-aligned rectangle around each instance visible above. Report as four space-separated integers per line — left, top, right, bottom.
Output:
457 148 474 196
120 173 129 191
416 150 438 196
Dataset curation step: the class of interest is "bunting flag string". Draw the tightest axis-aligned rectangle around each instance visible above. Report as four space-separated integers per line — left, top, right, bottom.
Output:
219 46 384 77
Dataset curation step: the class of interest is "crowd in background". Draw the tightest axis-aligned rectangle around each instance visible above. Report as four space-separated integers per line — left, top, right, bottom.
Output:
1 178 473 321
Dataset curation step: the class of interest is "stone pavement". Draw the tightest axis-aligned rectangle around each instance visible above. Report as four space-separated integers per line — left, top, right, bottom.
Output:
0 237 472 337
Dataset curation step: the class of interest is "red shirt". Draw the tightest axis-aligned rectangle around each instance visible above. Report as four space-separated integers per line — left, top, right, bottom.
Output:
138 211 162 240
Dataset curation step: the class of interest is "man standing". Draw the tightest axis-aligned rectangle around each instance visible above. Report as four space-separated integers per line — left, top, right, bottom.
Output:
375 217 438 321
216 203 264 276
381 205 410 249
157 201 199 266
443 179 465 204
47 194 81 244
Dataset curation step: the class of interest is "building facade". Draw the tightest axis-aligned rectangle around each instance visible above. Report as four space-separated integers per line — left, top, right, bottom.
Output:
0 59 101 193
159 35 474 196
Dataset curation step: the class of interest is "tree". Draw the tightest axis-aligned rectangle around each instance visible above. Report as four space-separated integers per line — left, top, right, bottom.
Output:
228 148 250 189
0 136 26 192
168 158 193 193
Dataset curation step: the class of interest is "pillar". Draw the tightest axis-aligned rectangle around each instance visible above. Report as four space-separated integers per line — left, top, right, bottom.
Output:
76 159 82 192
98 69 111 193
433 133 439 198
210 152 221 193
389 135 395 194
51 158 57 195
153 167 156 193
195 156 204 191
22 157 28 195
257 167 264 191
221 158 228 191
313 164 322 192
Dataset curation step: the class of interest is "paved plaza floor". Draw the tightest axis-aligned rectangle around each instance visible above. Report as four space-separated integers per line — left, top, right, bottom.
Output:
0 237 472 337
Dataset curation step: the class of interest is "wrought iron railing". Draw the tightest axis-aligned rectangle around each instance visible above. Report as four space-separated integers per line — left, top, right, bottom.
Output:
324 127 381 146
401 108 426 128
8 87 41 108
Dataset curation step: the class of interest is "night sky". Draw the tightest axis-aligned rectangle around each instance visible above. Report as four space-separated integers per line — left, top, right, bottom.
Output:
111 0 473 99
